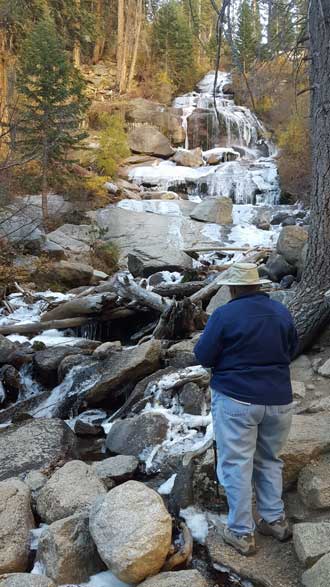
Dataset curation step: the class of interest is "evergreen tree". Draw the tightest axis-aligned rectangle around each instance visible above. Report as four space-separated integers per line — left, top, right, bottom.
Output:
16 17 89 222
267 0 296 56
236 0 258 72
152 0 196 92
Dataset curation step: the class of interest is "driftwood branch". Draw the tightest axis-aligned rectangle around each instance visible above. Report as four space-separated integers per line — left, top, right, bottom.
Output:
41 293 117 322
0 317 89 336
114 274 171 313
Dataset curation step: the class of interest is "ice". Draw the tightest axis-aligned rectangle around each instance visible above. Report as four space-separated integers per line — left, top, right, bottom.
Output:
31 329 84 347
81 571 133 587
180 506 209 544
31 560 46 575
30 524 48 550
158 473 177 495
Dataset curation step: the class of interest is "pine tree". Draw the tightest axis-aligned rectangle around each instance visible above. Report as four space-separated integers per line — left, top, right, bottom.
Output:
236 0 258 72
152 0 196 92
16 17 89 222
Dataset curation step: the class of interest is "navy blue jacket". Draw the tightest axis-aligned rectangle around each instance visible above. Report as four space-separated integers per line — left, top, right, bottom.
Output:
194 292 298 405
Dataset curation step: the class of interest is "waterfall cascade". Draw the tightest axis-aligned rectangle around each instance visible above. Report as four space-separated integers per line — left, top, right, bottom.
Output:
129 71 280 205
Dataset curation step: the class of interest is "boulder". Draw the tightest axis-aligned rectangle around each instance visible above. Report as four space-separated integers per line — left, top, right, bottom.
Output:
36 513 104 584
0 576 55 587
179 382 205 415
190 197 233 225
207 527 300 587
276 225 308 265
0 479 35 574
126 99 185 145
298 456 330 509
290 355 313 382
84 340 162 404
92 456 139 487
50 260 94 287
206 285 231 314
128 126 174 158
128 250 192 278
89 481 172 583
90 206 205 273
281 414 330 487
138 570 208 587
293 522 330 567
172 147 204 168
33 346 82 387
0 419 78 482
106 413 168 457
265 253 295 282
47 224 99 254
318 358 330 377
0 337 16 366
142 191 180 200
166 338 200 369
292 381 306 400
301 552 330 587
41 240 66 260
36 460 106 524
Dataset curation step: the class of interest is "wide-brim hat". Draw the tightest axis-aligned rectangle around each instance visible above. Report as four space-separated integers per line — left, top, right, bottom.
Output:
217 262 271 286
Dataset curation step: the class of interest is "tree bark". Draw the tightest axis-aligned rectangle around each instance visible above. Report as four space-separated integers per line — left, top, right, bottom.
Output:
92 0 105 64
288 1 330 351
117 0 125 86
73 0 81 67
127 0 143 92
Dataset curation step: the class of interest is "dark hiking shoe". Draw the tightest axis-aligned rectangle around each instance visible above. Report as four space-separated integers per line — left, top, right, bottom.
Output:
223 526 257 556
257 516 292 541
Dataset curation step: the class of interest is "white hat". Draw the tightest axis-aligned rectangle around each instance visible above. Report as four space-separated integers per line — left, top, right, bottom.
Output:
217 262 270 286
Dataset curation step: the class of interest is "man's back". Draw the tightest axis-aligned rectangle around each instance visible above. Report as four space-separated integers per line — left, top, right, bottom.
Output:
194 292 298 405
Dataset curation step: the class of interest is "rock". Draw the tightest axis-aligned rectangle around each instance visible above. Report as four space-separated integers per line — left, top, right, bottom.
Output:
190 197 233 225
84 340 162 404
92 456 139 487
104 181 119 194
293 522 330 567
179 382 205 415
281 414 330 487
271 212 291 225
36 513 104 584
74 418 103 437
128 250 192 278
0 419 78 482
207 527 300 587
36 460 106 524
51 260 94 287
265 253 295 282
172 147 204 168
282 216 297 226
128 126 174 158
33 346 82 387
125 99 185 145
318 358 330 377
23 470 47 494
0 337 16 366
166 337 200 369
292 380 306 400
276 225 308 265
301 552 330 587
106 413 168 457
90 206 207 274
0 576 55 587
206 285 231 314
1 366 21 402
290 355 313 382
47 224 99 254
41 240 66 260
142 191 180 200
93 341 122 359
203 147 239 165
138 570 208 587
0 479 35 574
89 481 172 583
298 456 330 509
280 275 296 289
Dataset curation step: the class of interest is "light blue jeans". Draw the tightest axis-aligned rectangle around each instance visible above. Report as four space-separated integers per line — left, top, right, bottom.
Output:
211 391 293 535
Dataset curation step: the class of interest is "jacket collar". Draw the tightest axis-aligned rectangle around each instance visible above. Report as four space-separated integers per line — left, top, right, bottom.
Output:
228 292 270 303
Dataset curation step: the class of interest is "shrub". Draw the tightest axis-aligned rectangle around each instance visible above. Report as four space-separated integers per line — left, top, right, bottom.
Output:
95 113 130 177
91 240 119 275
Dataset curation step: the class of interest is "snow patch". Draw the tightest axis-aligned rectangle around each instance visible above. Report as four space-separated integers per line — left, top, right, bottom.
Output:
158 474 177 495
180 506 209 544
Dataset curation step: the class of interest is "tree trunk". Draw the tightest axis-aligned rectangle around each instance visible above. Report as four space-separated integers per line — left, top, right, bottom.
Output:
288 1 330 351
127 0 143 92
117 0 125 86
119 1 129 93
73 0 81 67
92 0 105 64
41 135 49 224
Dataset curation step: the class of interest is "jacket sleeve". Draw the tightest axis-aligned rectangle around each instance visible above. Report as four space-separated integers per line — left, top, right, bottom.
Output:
194 309 224 368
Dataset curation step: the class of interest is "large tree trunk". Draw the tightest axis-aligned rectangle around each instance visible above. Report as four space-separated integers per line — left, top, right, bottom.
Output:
73 0 81 67
117 0 125 86
288 1 330 351
92 0 105 64
127 0 143 92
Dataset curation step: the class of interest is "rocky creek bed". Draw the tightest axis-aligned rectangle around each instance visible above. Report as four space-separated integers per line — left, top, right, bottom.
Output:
0 72 329 587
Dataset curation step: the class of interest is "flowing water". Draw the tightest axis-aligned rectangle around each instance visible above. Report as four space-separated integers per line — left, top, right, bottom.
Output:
129 71 280 205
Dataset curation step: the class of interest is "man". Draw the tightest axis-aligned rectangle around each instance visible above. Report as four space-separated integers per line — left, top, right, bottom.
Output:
194 262 298 556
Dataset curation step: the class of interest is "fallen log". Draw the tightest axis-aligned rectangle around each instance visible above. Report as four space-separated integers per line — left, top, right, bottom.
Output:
0 317 89 336
153 281 204 299
153 297 207 339
114 274 171 313
41 293 117 322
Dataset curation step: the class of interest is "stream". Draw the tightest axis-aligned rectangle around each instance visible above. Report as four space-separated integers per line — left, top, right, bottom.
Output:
0 71 303 587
